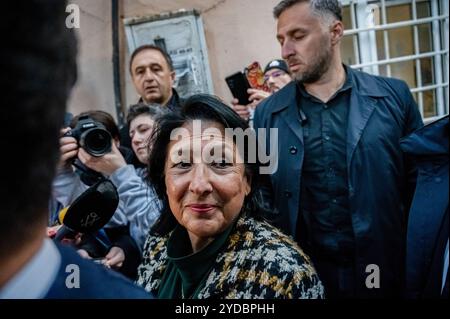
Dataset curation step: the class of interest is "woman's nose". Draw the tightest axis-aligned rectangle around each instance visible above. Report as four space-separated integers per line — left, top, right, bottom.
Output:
132 134 142 145
189 165 213 195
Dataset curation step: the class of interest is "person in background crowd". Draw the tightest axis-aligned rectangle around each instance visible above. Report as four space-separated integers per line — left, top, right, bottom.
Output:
54 105 165 254
120 45 185 150
264 59 293 94
52 110 141 278
401 115 449 299
231 59 292 122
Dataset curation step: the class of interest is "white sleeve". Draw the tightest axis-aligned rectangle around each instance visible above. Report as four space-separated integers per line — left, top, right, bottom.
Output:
51 168 88 207
109 165 162 249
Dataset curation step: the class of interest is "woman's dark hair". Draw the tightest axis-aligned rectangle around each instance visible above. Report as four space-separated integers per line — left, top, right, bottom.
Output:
126 102 166 126
148 94 269 236
71 110 120 140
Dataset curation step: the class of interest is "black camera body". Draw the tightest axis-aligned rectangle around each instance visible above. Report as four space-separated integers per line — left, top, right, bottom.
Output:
65 115 112 157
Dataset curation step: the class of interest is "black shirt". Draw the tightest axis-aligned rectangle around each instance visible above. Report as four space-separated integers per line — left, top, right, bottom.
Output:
297 68 355 263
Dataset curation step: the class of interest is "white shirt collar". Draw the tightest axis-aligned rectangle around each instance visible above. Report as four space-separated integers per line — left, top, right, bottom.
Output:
0 238 61 299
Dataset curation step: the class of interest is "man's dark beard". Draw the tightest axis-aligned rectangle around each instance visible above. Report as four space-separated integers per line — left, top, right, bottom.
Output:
294 46 332 84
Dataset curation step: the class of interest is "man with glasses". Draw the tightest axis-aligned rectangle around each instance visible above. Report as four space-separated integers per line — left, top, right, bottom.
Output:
231 59 292 121
264 59 292 94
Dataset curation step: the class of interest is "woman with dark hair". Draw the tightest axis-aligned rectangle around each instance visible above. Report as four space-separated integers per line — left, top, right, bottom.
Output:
136 94 323 298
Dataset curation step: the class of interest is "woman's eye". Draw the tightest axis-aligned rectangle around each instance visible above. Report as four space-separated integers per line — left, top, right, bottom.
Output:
139 127 150 134
212 159 232 168
174 161 191 169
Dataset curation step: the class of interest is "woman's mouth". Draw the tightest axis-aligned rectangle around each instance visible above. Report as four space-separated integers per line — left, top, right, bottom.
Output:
187 204 216 213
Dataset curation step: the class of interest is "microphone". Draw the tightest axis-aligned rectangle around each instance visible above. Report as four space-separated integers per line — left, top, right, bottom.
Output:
54 179 119 245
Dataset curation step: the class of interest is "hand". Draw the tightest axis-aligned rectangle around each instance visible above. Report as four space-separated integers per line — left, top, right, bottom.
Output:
77 248 92 259
49 224 83 245
58 127 78 170
78 142 126 176
248 89 271 109
230 98 250 121
46 225 62 238
61 232 83 246
104 246 125 269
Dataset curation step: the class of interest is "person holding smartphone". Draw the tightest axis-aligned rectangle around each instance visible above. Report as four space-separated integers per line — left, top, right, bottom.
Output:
263 59 292 94
231 59 292 122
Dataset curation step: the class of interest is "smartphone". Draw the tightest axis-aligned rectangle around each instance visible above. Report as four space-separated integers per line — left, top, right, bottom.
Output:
225 71 251 105
245 61 268 91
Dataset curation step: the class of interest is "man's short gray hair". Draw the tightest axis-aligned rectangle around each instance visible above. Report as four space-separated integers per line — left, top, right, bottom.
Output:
273 0 342 22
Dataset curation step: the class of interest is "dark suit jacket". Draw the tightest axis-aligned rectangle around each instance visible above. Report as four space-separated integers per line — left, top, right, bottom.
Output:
401 115 449 298
45 243 151 298
253 66 423 297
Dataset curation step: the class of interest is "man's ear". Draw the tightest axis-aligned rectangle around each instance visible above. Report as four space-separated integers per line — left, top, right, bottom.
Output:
330 20 344 45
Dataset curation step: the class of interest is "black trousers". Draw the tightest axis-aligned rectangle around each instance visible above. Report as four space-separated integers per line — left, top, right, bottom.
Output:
312 256 356 299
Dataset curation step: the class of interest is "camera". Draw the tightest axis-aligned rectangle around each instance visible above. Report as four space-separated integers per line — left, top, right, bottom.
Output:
64 115 112 157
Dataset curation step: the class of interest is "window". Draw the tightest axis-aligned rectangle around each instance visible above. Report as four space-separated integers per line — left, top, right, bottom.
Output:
124 10 214 98
341 0 449 121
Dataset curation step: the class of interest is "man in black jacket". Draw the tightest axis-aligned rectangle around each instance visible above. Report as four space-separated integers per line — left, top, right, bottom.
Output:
253 0 423 298
120 45 184 149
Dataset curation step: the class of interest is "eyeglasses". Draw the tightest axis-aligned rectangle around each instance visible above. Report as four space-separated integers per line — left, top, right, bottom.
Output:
263 70 286 82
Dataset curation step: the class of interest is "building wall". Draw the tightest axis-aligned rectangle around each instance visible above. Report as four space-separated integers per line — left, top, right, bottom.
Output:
67 0 449 122
69 0 282 121
122 0 281 109
67 0 115 117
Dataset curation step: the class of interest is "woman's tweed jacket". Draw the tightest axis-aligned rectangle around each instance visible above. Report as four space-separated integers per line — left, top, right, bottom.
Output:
136 216 324 299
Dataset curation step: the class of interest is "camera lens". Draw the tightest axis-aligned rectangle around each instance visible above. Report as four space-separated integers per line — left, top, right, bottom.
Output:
81 128 112 156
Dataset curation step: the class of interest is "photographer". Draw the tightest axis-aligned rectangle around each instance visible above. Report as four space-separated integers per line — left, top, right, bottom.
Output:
53 107 164 272
52 110 144 278
55 111 131 202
